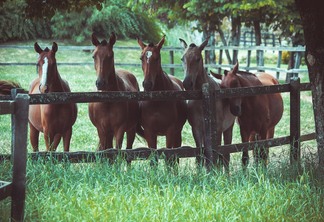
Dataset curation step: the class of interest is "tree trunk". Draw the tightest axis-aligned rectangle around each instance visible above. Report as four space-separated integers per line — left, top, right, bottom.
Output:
295 0 324 169
203 30 216 65
253 20 264 71
217 27 232 64
231 16 241 65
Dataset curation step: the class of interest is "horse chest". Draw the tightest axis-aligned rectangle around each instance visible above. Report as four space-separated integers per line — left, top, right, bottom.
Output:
141 101 178 126
40 104 76 131
90 102 129 127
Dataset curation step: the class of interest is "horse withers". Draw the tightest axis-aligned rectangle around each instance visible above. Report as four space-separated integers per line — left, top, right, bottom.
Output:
29 42 78 152
137 35 187 165
179 38 235 170
89 33 140 152
211 62 283 167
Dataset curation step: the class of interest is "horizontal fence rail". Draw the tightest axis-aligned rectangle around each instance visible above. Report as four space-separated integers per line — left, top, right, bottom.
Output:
0 81 316 164
0 45 307 76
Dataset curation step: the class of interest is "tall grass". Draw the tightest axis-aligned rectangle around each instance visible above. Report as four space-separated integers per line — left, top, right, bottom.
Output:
0 40 322 221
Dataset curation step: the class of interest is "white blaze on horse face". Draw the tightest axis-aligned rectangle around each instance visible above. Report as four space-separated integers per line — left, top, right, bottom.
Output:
146 51 152 63
40 57 48 87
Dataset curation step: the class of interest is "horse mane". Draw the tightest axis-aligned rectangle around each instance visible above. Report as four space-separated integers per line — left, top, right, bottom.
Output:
189 43 197 48
44 47 50 52
148 43 155 47
237 70 256 77
0 80 23 95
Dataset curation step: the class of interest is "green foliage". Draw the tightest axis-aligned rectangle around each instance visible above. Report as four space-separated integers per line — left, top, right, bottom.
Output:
0 0 161 44
0 0 51 42
51 4 161 44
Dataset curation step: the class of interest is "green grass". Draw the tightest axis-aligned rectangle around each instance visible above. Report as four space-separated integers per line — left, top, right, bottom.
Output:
0 40 322 221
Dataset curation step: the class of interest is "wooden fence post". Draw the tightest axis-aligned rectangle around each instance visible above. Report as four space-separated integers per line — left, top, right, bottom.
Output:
290 77 301 164
218 49 223 74
11 93 29 221
169 50 174 76
247 50 251 71
276 51 282 79
202 83 217 170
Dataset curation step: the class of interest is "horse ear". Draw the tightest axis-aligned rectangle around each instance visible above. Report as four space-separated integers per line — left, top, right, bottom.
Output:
92 33 100 46
179 38 187 49
210 70 222 80
137 38 146 49
199 37 209 51
156 35 165 50
109 32 116 46
52 42 58 53
34 42 43 54
233 62 239 74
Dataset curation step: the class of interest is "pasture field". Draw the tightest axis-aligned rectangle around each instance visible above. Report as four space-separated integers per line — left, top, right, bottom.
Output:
0 40 323 221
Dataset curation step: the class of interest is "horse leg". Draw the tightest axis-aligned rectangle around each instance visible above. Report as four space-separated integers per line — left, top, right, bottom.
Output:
253 130 268 167
222 123 234 173
240 128 251 168
115 130 125 149
167 130 182 165
192 129 204 168
63 128 72 152
97 129 113 151
145 131 158 166
126 127 136 165
51 134 62 151
166 130 181 168
29 123 39 152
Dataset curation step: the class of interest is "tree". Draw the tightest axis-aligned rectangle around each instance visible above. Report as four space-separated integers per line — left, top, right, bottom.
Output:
295 0 324 169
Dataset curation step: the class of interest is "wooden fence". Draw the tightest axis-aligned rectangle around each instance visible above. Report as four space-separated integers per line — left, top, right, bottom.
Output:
0 93 29 221
0 78 316 166
0 45 306 79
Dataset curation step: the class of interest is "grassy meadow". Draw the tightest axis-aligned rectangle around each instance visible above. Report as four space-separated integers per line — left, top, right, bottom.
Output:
0 39 323 221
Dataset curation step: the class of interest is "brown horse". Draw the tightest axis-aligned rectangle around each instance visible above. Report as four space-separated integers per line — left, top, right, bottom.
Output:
29 42 78 152
179 38 236 169
212 62 283 167
137 36 187 159
89 33 140 151
0 80 22 95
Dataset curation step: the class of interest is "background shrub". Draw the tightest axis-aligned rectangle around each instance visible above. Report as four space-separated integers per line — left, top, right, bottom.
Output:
0 0 161 44
0 0 51 42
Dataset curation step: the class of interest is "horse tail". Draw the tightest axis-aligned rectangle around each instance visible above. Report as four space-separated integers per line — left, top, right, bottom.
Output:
0 80 24 95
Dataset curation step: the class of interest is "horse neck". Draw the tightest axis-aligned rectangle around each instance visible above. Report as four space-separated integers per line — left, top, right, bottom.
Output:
105 64 125 91
155 69 174 90
48 68 65 92
194 68 210 90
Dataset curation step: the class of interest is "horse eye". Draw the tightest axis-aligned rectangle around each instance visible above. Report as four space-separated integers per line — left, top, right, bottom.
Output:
181 57 184 62
140 56 143 61
92 55 95 59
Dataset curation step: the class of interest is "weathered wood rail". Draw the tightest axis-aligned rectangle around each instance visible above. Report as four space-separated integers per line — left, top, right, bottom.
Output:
0 94 29 221
0 78 316 165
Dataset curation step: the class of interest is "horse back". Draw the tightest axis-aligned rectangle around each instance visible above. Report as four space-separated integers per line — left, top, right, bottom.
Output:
257 73 283 127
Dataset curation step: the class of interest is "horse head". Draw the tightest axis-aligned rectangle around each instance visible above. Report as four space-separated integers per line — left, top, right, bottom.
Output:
138 35 165 91
34 42 58 93
179 38 208 90
221 62 242 116
91 33 117 91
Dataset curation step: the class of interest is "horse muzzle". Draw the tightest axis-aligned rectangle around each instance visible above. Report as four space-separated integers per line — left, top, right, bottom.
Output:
230 105 241 116
39 84 49 93
96 79 105 91
143 80 153 91
183 78 193 90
